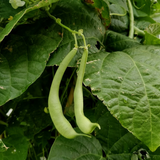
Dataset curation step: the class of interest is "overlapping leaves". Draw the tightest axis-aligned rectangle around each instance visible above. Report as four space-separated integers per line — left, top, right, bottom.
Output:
0 0 59 42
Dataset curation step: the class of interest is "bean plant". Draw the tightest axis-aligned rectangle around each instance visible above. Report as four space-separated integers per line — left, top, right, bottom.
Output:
0 0 160 159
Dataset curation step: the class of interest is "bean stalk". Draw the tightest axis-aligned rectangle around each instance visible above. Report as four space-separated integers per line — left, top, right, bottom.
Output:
127 0 134 39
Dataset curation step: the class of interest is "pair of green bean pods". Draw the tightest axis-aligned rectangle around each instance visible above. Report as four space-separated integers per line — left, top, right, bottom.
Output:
74 47 100 134
48 45 100 139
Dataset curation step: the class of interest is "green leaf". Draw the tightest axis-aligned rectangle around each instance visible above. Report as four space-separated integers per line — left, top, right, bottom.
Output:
105 30 140 51
144 23 160 45
3 68 54 139
146 23 160 36
0 10 26 43
134 17 156 30
82 0 111 27
0 0 59 42
93 0 111 27
3 75 53 137
108 0 128 10
0 128 28 160
48 134 105 160
83 45 160 151
109 12 129 33
13 99 52 139
34 131 51 148
132 0 151 17
109 3 126 16
95 102 141 159
144 31 160 45
107 0 128 33
151 1 160 15
131 153 138 160
95 101 160 159
0 19 62 106
151 13 160 23
47 0 105 67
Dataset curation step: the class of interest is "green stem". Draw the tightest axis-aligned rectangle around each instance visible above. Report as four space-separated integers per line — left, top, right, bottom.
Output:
0 109 7 118
110 6 127 16
30 142 38 160
42 148 45 158
81 33 87 48
46 11 87 47
110 12 126 16
0 120 8 126
134 26 145 37
127 0 134 39
46 11 79 34
133 0 145 9
73 33 78 48
82 86 97 102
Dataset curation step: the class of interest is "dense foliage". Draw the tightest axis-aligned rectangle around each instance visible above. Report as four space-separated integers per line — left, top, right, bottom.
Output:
1 0 160 159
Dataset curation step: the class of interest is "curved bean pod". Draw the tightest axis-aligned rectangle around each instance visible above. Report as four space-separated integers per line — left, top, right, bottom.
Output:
48 47 90 139
74 47 101 134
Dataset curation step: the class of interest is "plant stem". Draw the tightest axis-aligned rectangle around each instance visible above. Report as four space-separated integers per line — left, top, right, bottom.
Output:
127 0 134 39
30 142 38 160
46 11 79 34
134 26 145 37
73 33 78 48
110 6 127 16
46 11 87 47
132 0 145 9
0 120 8 126
81 33 87 48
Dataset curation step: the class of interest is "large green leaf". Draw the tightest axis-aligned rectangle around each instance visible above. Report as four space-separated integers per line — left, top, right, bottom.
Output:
0 19 62 106
48 134 105 160
83 45 160 151
47 0 105 67
0 0 59 42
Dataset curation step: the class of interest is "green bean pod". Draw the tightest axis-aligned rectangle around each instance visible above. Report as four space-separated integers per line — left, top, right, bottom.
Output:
74 47 101 134
48 47 90 139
